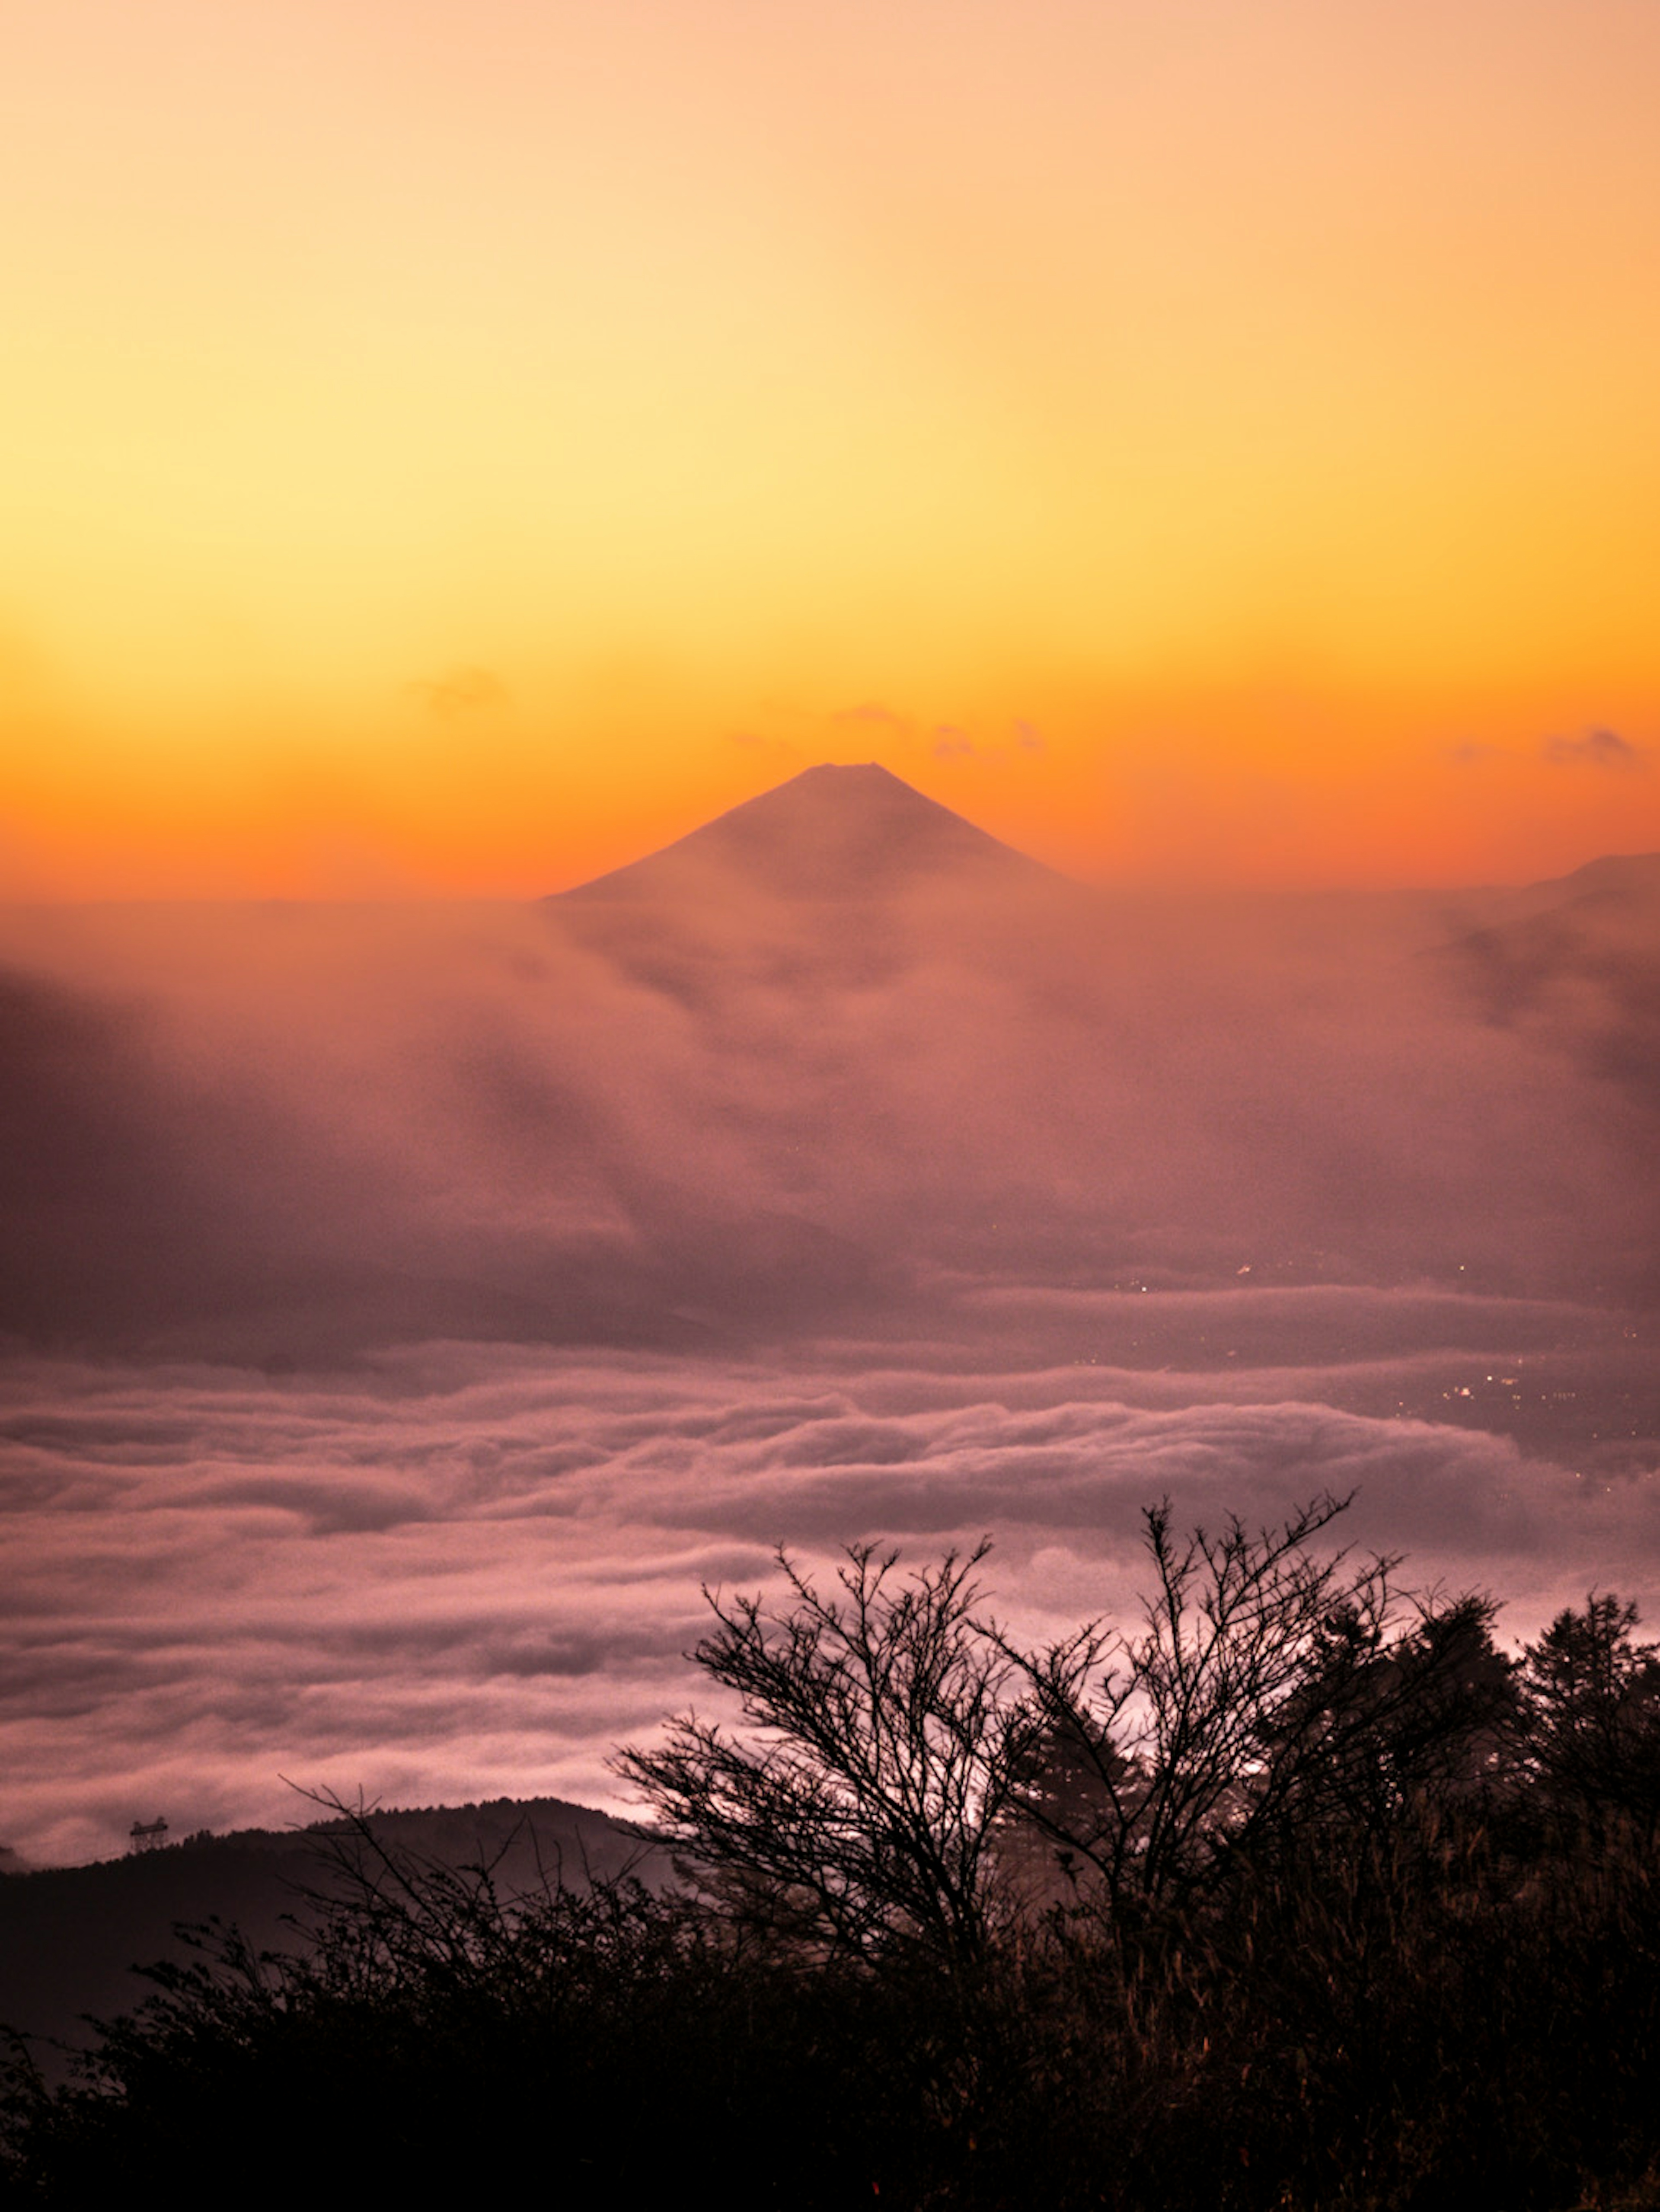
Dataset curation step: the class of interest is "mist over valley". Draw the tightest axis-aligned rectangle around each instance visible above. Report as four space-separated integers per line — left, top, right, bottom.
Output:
2 766 1657 1869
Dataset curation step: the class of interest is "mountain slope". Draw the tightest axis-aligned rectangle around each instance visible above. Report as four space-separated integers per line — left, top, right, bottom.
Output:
0 1797 665 2064
558 761 1062 904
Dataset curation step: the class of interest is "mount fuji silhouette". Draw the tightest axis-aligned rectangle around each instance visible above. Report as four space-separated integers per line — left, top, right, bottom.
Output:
559 762 1060 904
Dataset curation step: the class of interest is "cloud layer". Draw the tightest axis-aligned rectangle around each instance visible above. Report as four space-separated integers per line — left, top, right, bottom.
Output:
1 840 1656 1864
3 1313 1654 1869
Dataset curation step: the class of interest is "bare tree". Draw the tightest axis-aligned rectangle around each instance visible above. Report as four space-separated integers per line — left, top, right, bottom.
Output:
616 1498 1506 1961
613 1542 1049 1965
1015 1495 1511 1906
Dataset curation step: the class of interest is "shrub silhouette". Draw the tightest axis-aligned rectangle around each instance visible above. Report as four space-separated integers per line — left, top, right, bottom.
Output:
11 1499 1660 2210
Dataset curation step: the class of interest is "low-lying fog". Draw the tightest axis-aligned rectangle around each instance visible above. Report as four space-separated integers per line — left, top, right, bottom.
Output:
3 769 1656 1864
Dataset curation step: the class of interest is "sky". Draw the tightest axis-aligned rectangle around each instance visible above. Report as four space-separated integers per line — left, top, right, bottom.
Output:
2 3 1659 1879
5 0 1660 897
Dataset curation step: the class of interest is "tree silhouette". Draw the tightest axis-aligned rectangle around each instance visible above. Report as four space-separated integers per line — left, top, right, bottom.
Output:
1519 1591 1660 1844
616 1496 1508 1947
613 1541 1050 1963
16 1518 1660 2211
1005 1494 1508 1904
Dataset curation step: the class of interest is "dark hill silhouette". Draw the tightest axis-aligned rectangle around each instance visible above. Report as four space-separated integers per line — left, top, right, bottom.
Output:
0 1796 665 2068
1499 849 1660 914
557 761 1063 904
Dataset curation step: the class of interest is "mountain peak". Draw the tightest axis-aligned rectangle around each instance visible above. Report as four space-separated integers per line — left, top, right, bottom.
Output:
559 762 1056 903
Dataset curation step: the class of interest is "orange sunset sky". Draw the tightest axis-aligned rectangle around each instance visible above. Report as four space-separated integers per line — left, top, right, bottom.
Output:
5 0 1659 897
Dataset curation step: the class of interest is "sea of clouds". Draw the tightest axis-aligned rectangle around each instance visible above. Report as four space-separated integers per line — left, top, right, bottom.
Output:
2 856 1655 1864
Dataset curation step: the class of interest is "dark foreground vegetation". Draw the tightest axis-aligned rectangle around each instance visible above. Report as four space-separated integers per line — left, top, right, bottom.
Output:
7 1496 1660 2209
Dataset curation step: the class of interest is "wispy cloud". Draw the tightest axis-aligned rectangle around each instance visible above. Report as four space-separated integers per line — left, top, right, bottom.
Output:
833 701 910 732
409 666 510 716
1542 727 1645 770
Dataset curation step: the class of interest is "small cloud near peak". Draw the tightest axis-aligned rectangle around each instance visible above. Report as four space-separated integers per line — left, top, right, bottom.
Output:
833 701 910 732
931 718 1045 765
1542 728 1644 770
409 666 510 717
728 730 801 763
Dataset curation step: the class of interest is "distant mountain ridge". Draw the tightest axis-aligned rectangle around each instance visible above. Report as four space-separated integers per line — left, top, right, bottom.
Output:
559 764 1660 913
557 761 1063 903
0 1796 664 2064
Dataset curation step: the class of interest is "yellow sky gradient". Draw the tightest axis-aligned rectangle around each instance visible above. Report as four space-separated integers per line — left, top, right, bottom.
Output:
5 0 1659 894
